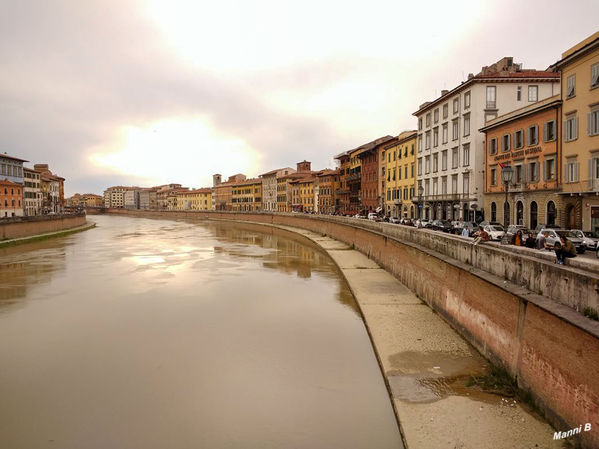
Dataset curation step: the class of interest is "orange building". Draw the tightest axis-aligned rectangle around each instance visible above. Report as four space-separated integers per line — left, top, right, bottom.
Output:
481 95 562 229
333 152 351 214
0 179 24 218
316 169 340 214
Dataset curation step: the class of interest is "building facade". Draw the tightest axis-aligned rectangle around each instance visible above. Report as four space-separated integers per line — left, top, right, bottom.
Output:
0 179 23 218
550 32 599 231
260 167 295 212
231 178 262 211
414 57 560 222
316 169 340 214
0 153 26 185
482 95 562 230
384 131 417 218
23 167 42 216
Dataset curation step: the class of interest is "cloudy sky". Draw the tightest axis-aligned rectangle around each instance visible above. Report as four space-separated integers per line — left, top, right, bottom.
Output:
1 0 597 196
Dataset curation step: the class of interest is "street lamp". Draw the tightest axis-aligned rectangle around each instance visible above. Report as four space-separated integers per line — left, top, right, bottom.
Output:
501 165 513 242
418 185 424 219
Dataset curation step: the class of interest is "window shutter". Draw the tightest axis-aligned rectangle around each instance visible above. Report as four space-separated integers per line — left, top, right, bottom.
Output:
564 164 570 183
563 121 568 141
589 113 593 136
543 123 548 142
574 161 579 182
543 161 548 181
574 117 578 139
589 159 595 189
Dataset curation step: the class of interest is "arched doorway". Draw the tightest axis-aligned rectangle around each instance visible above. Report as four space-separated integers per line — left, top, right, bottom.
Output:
530 201 538 230
516 201 524 226
547 201 556 226
504 201 511 226
410 205 414 218
491 202 497 222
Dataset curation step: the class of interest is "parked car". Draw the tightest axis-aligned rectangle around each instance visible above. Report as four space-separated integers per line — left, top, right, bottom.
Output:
430 220 453 232
388 217 401 224
534 223 561 233
402 219 415 227
536 229 586 253
367 212 378 221
415 219 430 228
482 224 505 241
584 231 599 250
455 221 477 237
568 230 598 250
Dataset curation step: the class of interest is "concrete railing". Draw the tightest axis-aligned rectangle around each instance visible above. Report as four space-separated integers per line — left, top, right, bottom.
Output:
0 213 87 240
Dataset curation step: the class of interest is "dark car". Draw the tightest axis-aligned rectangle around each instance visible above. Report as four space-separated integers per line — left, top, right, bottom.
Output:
430 220 452 232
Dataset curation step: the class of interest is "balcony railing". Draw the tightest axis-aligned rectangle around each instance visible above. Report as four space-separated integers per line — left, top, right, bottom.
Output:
346 173 362 182
486 101 496 109
419 193 474 202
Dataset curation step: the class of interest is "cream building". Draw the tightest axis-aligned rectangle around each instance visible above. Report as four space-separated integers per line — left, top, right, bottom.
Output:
414 57 559 222
260 167 295 212
23 167 42 216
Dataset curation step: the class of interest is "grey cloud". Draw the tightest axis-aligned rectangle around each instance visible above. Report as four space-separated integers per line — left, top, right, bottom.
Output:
0 0 356 194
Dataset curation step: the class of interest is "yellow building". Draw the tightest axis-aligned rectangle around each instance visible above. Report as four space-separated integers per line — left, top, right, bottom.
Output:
175 188 212 211
550 32 599 231
384 131 418 218
231 178 262 211
299 177 316 212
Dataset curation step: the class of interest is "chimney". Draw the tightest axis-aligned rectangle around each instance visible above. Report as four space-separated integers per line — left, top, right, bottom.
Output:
441 89 449 96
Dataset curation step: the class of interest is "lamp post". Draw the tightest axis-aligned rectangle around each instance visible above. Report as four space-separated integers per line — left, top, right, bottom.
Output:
418 185 424 219
501 165 513 243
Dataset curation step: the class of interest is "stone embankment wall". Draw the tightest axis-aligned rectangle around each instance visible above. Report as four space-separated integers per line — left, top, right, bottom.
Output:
104 208 599 448
0 214 87 240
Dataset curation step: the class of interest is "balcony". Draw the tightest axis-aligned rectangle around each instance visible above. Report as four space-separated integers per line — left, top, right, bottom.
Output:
346 173 362 182
419 193 474 202
485 101 496 109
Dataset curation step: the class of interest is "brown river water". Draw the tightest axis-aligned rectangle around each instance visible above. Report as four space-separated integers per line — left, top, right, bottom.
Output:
0 215 402 449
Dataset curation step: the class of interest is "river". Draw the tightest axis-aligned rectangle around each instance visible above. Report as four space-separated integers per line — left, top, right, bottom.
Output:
0 215 402 449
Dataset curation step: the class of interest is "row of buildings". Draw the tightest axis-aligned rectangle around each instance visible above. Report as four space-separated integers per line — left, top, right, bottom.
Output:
96 32 599 232
0 152 65 218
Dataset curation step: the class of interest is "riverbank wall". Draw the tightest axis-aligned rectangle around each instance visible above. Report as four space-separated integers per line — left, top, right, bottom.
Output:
0 213 87 241
101 208 599 448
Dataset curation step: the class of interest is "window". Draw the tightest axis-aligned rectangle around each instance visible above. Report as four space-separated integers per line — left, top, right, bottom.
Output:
442 123 448 144
453 98 459 114
441 176 447 194
463 144 470 166
527 125 539 145
451 175 458 194
433 154 438 172
425 180 430 195
398 166 402 180
434 109 439 123
426 113 431 127
418 134 422 152
530 201 538 230
418 158 422 176
566 75 576 98
433 127 439 147
464 91 471 109
490 167 497 186
592 63 599 88
425 156 430 174
463 174 469 194
433 178 438 195
425 131 431 149
489 138 498 155
411 163 414 177
452 120 459 140
513 130 523 149
565 159 579 183
544 157 556 181
418 118 422 130
528 85 538 102
528 160 539 182
405 165 408 179
515 164 523 183
589 107 599 136
463 114 470 136
501 134 510 152
452 147 459 168
443 103 448 119
564 114 578 141
442 150 448 170
517 86 522 101
544 120 556 142
486 86 496 108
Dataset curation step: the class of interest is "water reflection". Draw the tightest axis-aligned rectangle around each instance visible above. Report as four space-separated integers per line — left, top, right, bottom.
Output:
0 215 400 449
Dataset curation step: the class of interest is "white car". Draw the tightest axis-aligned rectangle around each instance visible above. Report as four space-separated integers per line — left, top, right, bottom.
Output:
367 213 378 221
482 225 505 241
570 229 597 249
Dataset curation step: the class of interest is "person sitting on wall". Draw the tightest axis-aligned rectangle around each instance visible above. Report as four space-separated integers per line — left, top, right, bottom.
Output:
554 237 576 265
472 228 490 246
524 233 536 248
512 229 523 246
536 231 549 250
461 226 469 238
